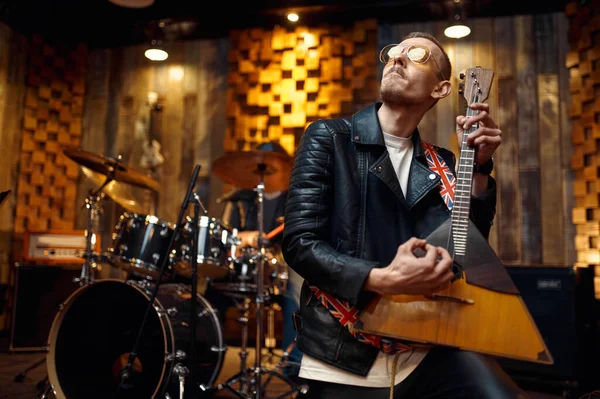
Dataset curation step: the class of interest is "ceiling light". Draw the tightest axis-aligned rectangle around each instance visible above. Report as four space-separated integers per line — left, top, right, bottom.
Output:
444 1 470 39
287 13 299 22
444 24 471 39
145 39 168 61
108 0 154 8
145 48 168 61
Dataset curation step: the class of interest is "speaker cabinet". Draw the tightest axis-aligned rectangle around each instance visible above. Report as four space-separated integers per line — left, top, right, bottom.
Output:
496 266 594 396
9 263 81 351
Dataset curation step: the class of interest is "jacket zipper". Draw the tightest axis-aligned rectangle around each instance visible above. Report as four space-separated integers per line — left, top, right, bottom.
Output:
358 152 368 257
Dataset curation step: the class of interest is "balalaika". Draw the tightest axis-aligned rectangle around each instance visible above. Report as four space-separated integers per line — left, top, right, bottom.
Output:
353 67 553 365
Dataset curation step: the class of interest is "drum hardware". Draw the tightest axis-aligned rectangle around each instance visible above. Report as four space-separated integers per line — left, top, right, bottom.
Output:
44 279 225 399
261 340 303 392
62 147 161 284
74 168 110 285
173 363 190 399
264 302 279 361
116 164 209 399
14 356 46 382
206 157 307 398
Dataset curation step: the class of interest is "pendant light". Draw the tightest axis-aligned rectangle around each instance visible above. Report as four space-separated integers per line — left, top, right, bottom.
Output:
444 0 471 39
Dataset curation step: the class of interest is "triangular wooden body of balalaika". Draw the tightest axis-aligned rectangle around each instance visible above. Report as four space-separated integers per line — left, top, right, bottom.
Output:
354 218 553 365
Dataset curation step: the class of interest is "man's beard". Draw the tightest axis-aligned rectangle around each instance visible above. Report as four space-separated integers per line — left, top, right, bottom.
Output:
380 81 407 105
380 68 409 105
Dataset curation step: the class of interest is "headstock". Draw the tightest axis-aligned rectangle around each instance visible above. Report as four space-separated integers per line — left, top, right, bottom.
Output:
458 66 494 105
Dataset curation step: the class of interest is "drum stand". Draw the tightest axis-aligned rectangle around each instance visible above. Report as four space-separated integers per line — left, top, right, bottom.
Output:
204 164 308 399
74 169 114 286
115 165 204 399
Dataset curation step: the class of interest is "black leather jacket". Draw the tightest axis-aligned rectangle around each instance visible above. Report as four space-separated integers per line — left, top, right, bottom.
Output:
281 102 497 376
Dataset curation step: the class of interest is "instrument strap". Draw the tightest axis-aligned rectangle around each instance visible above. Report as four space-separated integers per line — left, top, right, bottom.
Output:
307 142 456 353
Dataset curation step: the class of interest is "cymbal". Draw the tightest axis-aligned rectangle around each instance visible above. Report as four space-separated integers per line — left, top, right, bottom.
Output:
212 150 293 192
63 147 160 192
80 166 148 214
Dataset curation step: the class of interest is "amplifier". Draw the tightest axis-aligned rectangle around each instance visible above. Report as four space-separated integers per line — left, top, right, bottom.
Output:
10 263 81 351
496 266 580 393
23 229 101 264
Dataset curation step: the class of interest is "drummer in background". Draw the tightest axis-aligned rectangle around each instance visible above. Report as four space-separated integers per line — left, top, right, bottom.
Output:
207 141 303 375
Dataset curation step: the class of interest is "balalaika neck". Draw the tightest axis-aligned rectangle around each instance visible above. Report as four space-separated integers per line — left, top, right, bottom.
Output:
450 106 479 262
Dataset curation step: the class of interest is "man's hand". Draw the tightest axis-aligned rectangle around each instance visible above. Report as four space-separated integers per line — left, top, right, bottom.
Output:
456 102 502 165
365 237 454 296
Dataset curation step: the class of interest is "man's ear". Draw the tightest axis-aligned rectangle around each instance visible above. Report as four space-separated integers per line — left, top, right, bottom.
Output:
431 80 452 99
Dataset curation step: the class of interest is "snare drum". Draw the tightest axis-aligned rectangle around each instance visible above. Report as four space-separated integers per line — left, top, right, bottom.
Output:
46 279 225 399
173 215 233 279
108 212 176 280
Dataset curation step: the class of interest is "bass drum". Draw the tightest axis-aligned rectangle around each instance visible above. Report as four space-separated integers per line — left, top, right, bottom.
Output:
46 279 225 399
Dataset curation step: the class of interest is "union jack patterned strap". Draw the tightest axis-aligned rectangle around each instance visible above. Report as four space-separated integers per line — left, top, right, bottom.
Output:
304 142 455 354
421 141 456 211
308 285 412 354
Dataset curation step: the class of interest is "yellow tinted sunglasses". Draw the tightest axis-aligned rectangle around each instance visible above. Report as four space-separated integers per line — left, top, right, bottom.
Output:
379 44 446 81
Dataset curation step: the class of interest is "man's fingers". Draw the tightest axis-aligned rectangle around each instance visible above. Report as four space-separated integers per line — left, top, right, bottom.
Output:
399 237 428 254
420 243 438 265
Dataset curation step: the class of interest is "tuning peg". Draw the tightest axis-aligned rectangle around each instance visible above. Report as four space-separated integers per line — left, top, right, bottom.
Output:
459 72 465 79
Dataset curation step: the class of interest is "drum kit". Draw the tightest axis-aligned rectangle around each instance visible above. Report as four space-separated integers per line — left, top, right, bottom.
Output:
37 146 307 399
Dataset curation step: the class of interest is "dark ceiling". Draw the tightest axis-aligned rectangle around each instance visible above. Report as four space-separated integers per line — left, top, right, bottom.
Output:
0 0 569 49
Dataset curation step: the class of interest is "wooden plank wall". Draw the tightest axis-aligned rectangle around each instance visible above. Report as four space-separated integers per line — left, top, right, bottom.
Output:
75 39 230 251
380 12 575 268
565 1 600 298
0 22 28 329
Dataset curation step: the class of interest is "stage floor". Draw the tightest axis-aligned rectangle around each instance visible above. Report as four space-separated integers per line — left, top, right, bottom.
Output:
0 343 563 399
0 345 301 399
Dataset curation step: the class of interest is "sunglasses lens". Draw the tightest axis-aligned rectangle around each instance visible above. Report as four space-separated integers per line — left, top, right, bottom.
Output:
381 45 400 63
380 44 430 64
407 46 428 63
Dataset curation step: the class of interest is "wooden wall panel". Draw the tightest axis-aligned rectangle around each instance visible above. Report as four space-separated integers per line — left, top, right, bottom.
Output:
0 22 28 329
385 12 574 268
74 39 230 250
494 17 521 262
565 1 600 297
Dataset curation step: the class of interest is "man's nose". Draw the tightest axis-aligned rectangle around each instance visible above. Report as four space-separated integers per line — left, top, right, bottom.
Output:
390 53 407 67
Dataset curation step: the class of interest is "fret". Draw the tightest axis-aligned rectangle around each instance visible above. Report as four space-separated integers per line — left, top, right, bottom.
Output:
451 226 468 232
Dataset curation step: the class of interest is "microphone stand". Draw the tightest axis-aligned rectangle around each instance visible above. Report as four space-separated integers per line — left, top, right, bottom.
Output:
188 191 208 393
115 165 201 399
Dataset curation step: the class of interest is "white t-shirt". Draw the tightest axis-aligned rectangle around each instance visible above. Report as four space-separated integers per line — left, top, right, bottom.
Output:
298 132 429 387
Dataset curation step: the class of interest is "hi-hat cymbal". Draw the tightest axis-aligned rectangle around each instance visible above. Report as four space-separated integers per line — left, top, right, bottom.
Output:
80 166 148 214
63 147 160 192
212 150 293 192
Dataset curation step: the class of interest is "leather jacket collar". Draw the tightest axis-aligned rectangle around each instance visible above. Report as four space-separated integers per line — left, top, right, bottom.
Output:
351 102 430 161
351 102 446 209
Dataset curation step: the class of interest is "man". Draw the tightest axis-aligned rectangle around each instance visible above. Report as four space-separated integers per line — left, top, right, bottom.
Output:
281 32 526 398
